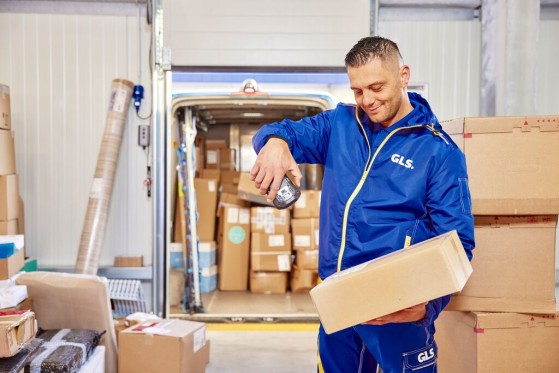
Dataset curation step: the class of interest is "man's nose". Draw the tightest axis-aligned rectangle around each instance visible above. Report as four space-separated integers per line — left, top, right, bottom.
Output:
362 90 375 106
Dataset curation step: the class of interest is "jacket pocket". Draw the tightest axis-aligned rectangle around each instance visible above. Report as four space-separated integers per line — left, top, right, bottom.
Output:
402 342 437 372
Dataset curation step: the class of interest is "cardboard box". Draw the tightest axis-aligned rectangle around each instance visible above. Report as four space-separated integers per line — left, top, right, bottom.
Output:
218 192 250 210
199 169 220 182
194 178 218 241
0 84 10 131
0 129 16 175
205 140 227 169
237 172 273 206
447 215 557 314
0 175 18 221
0 247 24 280
0 296 33 312
114 256 143 267
221 170 240 186
295 249 318 270
0 310 36 358
119 319 210 373
310 230 472 334
436 310 559 373
250 233 292 272
442 116 559 214
218 206 250 291
0 219 18 235
249 271 288 294
293 190 321 218
219 148 236 170
290 265 318 293
250 207 290 234
291 218 319 250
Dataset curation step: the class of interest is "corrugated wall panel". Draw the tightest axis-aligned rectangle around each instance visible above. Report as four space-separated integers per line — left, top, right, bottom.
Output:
0 11 152 267
379 20 481 120
537 21 559 115
163 0 370 67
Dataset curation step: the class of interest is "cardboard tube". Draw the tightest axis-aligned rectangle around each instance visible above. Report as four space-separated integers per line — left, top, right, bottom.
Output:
75 79 134 274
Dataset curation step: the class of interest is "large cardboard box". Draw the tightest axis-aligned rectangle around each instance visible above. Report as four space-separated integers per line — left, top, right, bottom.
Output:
310 230 472 334
293 190 321 218
291 218 319 250
447 215 557 314
0 175 19 221
218 206 250 291
0 310 36 358
436 310 559 373
0 130 16 175
205 139 227 169
119 319 210 373
442 116 559 214
290 265 318 293
194 178 218 241
249 271 288 294
295 249 318 270
218 192 250 210
0 84 10 130
237 172 273 206
250 232 292 272
250 207 290 234
0 220 18 235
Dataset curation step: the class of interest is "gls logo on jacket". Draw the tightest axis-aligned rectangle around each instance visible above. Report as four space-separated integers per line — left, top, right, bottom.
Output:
391 154 414 169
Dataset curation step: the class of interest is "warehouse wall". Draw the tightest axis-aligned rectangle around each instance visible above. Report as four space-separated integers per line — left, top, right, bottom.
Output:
537 20 559 115
0 9 152 267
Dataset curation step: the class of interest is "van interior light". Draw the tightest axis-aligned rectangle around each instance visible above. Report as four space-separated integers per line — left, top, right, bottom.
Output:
242 112 264 117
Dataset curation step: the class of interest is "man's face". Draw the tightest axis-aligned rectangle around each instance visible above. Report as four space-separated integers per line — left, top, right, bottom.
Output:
347 57 410 127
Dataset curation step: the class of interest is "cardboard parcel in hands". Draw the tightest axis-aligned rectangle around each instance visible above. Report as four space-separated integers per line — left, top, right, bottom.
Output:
310 230 472 334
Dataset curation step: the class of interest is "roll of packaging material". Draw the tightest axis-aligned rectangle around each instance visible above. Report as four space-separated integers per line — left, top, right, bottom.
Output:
75 79 134 275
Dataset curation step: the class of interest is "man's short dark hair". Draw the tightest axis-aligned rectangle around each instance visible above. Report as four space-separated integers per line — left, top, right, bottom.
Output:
345 36 403 68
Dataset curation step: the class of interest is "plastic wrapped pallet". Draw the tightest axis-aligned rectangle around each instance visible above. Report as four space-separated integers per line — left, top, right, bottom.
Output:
25 329 100 373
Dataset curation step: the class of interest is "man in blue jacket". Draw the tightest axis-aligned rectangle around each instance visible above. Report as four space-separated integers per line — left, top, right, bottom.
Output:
250 36 475 373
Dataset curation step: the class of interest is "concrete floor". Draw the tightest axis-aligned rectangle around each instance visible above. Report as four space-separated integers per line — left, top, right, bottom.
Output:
205 329 318 373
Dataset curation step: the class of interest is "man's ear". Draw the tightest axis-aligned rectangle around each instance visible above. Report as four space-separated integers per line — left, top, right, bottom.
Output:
400 65 410 88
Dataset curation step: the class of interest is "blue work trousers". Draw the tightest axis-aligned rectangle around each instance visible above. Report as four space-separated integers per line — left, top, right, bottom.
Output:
318 322 437 373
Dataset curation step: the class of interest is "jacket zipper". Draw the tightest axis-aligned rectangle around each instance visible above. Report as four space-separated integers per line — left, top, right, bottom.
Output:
336 108 423 272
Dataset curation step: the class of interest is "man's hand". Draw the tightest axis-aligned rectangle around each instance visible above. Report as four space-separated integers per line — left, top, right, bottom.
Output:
362 302 428 326
250 138 302 202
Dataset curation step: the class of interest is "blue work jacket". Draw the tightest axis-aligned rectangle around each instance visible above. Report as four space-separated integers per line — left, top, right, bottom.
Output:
253 93 475 326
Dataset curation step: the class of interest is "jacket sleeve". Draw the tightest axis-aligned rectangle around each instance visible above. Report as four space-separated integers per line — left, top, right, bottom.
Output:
418 146 475 327
252 109 333 164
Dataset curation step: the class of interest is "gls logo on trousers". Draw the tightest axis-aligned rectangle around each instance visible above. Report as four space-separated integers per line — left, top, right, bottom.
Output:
417 348 435 363
390 154 414 169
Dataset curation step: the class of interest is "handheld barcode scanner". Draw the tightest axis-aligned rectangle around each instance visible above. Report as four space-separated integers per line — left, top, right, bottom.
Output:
271 174 301 209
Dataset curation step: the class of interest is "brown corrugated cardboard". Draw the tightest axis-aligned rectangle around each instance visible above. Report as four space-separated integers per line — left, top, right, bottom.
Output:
119 319 210 373
221 170 240 185
194 178 218 241
293 190 321 218
441 116 559 214
250 207 290 234
219 148 236 170
218 206 250 291
0 130 16 175
0 220 18 235
205 139 227 169
113 256 143 267
0 175 19 221
436 310 559 373
218 192 250 210
291 218 319 250
237 172 273 206
0 247 24 280
200 169 221 182
310 230 472 334
0 84 10 131
220 183 238 194
250 232 292 272
295 249 318 270
0 310 36 358
249 271 288 294
290 265 318 293
447 215 557 314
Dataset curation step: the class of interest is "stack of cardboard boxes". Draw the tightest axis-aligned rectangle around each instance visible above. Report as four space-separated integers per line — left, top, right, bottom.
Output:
437 116 559 372
0 84 25 281
172 135 322 299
